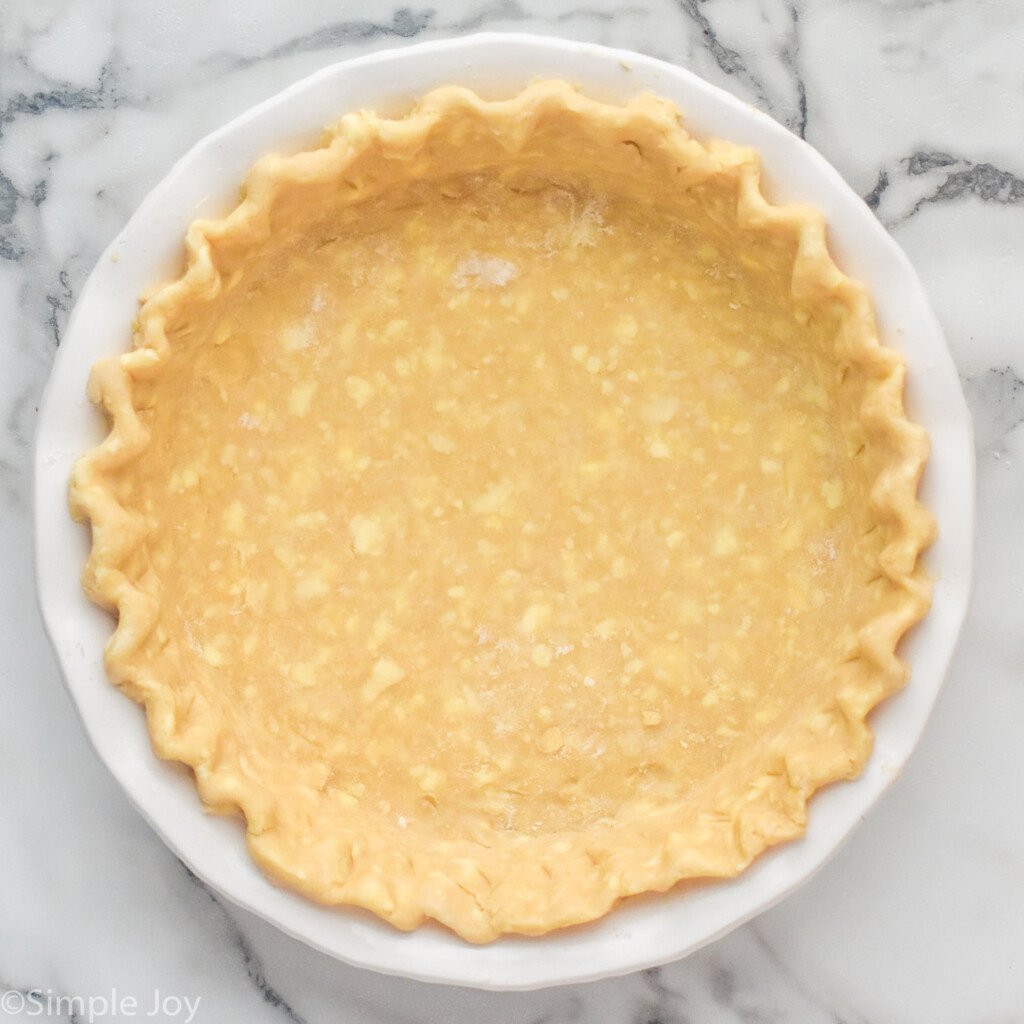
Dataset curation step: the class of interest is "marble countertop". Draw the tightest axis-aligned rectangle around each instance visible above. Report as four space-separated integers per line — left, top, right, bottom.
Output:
2 1 1022 1021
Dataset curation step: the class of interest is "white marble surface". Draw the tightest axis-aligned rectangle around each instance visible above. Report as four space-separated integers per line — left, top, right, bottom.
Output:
2 1 1022 1021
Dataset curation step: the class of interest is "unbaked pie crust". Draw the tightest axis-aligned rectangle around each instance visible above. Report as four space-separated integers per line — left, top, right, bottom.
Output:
70 81 934 942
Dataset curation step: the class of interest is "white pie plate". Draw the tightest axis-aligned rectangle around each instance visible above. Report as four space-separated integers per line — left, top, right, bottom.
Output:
34 33 974 990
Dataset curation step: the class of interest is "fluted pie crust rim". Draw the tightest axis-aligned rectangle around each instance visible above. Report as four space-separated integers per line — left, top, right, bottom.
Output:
69 81 934 943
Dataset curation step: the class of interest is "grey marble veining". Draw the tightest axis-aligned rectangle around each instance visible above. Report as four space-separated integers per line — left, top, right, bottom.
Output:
2 1 1022 1022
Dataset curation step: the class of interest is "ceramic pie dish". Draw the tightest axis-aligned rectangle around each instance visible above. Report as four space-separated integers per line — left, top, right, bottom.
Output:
35 34 974 988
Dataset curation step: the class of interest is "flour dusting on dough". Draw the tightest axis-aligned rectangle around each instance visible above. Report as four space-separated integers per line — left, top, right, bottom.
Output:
453 253 520 288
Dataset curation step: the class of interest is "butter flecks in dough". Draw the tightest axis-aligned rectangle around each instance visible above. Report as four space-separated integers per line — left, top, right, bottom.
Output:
69 81 934 942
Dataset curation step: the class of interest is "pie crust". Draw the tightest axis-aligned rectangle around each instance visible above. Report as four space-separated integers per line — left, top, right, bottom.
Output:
69 81 934 942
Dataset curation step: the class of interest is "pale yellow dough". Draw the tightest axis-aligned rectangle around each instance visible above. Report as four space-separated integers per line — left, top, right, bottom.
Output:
70 81 934 942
